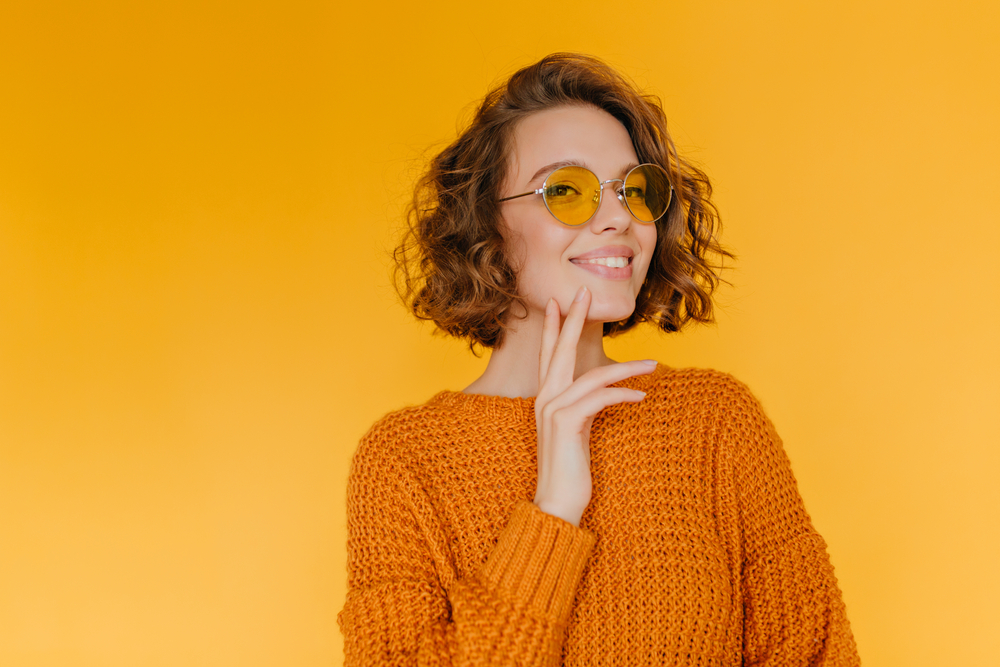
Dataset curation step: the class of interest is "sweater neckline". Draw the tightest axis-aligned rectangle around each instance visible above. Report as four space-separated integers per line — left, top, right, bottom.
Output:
428 362 668 422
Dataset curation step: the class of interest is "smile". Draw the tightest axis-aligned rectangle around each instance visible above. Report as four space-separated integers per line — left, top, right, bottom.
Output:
572 256 631 268
569 255 634 280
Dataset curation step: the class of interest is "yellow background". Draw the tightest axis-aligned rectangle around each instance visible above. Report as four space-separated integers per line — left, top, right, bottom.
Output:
1 1 998 665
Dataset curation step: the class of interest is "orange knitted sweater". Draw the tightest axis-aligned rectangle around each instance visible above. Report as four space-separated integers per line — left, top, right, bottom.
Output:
338 366 860 666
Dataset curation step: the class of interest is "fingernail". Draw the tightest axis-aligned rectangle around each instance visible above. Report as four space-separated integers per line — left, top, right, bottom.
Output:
641 360 657 366
634 390 647 398
574 286 588 302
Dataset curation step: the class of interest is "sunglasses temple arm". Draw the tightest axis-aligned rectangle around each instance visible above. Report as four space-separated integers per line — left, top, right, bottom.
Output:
498 189 543 203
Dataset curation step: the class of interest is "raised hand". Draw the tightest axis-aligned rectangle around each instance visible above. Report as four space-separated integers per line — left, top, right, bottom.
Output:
532 286 658 527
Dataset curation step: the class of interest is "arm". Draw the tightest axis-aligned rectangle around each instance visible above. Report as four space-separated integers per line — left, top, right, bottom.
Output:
337 423 595 667
722 379 860 666
339 289 654 665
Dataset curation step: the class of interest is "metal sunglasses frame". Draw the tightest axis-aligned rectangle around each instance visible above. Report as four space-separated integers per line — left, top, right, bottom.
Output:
498 162 672 226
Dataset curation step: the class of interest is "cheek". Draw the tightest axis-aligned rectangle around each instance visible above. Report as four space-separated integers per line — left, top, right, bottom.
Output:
516 224 570 272
500 220 552 297
644 223 659 252
499 215 531 272
637 226 659 279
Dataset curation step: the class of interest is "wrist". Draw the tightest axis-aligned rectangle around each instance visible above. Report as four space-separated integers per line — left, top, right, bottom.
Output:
532 498 583 527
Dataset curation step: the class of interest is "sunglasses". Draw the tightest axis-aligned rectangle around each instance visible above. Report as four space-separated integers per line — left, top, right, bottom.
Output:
499 163 672 226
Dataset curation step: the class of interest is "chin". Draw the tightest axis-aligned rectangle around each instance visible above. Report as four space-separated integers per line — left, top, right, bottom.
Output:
586 294 638 324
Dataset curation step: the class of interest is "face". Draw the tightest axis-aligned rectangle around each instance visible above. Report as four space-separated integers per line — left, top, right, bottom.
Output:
500 104 658 324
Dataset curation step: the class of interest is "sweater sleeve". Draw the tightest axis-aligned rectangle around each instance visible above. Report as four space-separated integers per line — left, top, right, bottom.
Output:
337 418 596 666
721 379 861 666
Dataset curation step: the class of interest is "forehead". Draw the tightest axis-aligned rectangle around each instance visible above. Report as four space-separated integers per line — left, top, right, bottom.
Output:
507 105 639 188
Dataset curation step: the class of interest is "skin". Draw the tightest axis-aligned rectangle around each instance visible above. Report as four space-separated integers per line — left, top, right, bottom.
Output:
463 105 660 526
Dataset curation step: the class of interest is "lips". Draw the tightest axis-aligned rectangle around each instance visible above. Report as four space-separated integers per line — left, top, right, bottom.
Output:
569 244 635 262
569 245 636 279
574 256 631 268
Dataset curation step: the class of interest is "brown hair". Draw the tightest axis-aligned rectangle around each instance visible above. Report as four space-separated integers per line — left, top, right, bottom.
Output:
394 52 732 350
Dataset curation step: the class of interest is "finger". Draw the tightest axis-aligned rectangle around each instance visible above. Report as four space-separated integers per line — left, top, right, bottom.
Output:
545 285 591 388
546 386 648 436
538 298 561 389
543 360 657 413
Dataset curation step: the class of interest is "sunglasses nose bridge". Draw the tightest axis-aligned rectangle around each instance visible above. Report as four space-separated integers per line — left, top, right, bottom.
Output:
596 177 627 207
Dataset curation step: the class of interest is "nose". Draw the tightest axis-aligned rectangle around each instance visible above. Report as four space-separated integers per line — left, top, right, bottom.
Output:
587 178 633 233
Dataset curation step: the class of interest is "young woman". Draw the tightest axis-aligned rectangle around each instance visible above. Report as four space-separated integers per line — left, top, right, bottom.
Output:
338 53 860 666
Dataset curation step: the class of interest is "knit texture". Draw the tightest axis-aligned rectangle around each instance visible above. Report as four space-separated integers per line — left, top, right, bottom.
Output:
338 366 860 666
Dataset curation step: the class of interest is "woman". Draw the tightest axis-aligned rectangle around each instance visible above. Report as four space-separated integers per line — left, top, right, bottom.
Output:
338 53 860 666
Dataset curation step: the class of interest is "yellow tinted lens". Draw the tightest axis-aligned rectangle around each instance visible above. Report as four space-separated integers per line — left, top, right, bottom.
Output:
543 166 600 225
624 164 671 222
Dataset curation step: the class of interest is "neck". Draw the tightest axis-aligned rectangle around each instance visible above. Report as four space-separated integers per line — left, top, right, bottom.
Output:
463 309 614 398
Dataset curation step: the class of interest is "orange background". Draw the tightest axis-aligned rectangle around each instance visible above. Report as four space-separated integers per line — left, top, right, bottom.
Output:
1 1 998 665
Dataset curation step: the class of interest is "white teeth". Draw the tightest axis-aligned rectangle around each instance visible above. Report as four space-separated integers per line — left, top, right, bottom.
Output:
579 256 630 268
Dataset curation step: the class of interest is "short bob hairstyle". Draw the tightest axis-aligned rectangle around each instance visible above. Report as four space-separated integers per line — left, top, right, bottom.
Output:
395 52 731 350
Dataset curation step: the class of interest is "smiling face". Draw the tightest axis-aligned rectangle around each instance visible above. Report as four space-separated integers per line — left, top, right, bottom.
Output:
500 104 658 324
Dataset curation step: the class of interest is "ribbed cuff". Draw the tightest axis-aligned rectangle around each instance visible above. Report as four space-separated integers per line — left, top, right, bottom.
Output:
480 500 596 621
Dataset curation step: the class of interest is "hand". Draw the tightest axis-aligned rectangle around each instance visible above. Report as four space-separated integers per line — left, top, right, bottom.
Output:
532 286 657 527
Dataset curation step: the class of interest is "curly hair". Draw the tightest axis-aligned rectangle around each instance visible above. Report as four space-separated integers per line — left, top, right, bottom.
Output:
394 52 732 350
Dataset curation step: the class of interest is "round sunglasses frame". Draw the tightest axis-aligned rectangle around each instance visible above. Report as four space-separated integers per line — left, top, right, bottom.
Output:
498 162 673 226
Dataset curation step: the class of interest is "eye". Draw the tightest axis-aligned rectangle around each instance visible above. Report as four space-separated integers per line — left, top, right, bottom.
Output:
546 183 582 197
624 186 645 199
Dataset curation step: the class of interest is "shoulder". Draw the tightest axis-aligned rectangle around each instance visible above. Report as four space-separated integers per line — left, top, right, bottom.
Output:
638 365 761 410
624 365 776 441
652 368 786 462
359 398 446 442
350 394 459 473
351 390 502 467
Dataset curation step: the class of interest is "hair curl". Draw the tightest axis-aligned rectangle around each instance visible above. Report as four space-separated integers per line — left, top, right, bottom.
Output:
394 52 732 350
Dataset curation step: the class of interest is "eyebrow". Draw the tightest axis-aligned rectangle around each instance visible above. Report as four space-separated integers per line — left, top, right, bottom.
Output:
525 160 641 187
527 160 583 186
